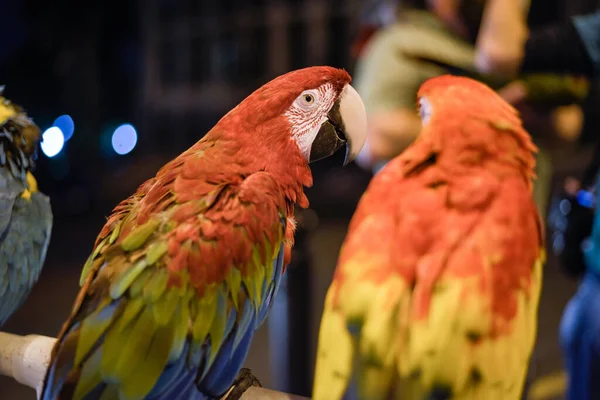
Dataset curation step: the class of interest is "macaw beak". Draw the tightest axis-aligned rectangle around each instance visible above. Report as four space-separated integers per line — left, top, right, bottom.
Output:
309 84 368 165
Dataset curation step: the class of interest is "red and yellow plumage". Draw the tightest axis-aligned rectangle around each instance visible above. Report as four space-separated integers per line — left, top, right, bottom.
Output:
41 67 364 400
313 75 545 400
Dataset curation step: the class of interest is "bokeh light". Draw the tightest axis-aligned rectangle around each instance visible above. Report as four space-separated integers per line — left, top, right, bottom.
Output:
40 127 65 158
52 114 75 141
111 123 137 155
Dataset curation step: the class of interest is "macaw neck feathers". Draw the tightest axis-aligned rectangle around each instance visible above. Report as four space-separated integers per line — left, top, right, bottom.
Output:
188 131 312 208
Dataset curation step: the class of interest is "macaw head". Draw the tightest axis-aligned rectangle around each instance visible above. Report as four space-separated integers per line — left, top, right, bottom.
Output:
416 74 518 128
222 66 368 166
414 75 537 174
0 87 42 179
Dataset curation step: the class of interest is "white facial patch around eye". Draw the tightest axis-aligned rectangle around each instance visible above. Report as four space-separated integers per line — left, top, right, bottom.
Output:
419 96 432 125
295 89 320 111
284 83 337 161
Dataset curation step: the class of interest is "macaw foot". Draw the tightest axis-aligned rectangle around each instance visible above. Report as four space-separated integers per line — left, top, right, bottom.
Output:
224 368 262 400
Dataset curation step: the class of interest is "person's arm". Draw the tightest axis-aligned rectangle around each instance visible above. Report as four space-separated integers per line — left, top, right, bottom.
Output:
354 22 478 170
476 0 599 78
474 0 529 78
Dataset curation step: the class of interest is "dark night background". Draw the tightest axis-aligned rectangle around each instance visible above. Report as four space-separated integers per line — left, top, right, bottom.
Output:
0 0 598 399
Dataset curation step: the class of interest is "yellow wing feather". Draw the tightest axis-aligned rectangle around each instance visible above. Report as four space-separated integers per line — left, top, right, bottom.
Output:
314 189 545 400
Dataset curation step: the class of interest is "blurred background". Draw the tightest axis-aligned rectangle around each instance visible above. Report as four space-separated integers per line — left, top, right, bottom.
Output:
0 0 598 399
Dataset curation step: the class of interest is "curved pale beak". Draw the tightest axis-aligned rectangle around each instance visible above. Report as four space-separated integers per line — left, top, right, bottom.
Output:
309 84 368 165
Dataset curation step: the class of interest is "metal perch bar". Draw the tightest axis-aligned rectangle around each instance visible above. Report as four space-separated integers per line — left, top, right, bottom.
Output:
0 331 310 400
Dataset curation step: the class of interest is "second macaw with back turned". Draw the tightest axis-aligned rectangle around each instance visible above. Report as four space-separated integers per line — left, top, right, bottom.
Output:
41 66 367 400
313 75 545 400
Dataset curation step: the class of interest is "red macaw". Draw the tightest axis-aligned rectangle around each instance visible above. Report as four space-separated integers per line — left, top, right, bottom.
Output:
313 75 545 400
41 66 367 400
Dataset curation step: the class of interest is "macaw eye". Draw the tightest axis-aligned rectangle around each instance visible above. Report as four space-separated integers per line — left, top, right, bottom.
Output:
296 90 319 110
419 96 432 125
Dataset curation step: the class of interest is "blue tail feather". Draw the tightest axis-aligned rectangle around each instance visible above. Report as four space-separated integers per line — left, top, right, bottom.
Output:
224 307 237 340
199 332 237 396
256 283 274 326
148 343 205 400
257 242 285 326
41 320 82 400
208 325 255 397
187 339 208 371
233 297 255 350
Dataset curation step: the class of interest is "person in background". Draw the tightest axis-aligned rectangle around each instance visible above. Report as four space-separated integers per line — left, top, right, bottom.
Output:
351 0 580 219
558 169 600 400
475 1 600 197
475 0 600 78
353 0 485 172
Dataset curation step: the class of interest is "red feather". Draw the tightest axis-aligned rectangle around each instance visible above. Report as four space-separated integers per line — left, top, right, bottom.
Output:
334 76 543 337
87 67 352 295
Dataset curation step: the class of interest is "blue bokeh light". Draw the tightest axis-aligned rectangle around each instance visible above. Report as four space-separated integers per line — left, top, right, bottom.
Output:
577 189 595 209
111 123 137 155
53 114 75 141
40 127 65 158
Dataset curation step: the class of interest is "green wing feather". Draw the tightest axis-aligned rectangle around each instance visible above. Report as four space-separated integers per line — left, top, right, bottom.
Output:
41 165 288 400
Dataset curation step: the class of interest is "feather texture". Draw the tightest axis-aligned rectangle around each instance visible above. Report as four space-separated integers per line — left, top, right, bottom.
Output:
0 92 51 326
41 165 290 400
42 66 356 400
313 76 545 400
0 168 52 326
